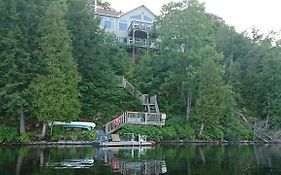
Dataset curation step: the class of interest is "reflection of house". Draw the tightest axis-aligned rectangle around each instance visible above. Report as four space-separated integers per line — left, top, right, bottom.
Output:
96 147 167 174
95 5 156 48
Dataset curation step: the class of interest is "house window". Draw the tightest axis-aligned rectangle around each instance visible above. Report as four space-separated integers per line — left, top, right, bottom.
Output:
130 15 141 21
100 16 114 29
119 20 128 31
144 15 152 22
118 37 127 44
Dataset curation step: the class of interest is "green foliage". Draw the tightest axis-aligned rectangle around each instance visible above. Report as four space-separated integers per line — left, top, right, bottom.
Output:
177 125 196 140
223 120 253 141
164 117 196 140
117 117 196 141
0 0 33 135
220 113 253 141
18 147 30 157
117 125 163 142
194 58 233 129
205 126 224 140
51 126 65 141
66 0 133 123
27 1 81 124
83 131 96 140
17 133 31 143
51 126 96 141
0 124 18 143
1 0 281 142
68 132 78 141
162 127 177 140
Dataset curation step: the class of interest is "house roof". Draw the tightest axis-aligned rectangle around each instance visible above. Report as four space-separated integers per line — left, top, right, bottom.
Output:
95 5 156 18
120 5 156 17
96 8 122 18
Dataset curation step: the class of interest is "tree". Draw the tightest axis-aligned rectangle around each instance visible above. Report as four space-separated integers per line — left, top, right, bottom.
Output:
261 56 281 128
0 0 32 135
135 0 217 116
27 1 81 137
194 58 232 138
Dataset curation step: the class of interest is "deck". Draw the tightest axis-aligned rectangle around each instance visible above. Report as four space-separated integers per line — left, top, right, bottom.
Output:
92 140 154 147
105 112 166 134
104 77 166 134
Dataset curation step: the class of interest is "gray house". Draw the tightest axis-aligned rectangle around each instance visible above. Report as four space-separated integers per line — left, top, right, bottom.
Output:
95 5 156 48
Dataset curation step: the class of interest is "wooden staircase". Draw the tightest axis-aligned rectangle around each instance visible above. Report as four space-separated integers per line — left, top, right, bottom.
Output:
105 77 166 134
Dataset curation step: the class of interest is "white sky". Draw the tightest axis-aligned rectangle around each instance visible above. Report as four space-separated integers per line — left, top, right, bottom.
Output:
105 0 281 34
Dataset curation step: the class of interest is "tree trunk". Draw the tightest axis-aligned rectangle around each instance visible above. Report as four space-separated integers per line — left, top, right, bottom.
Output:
186 89 192 121
197 123 204 139
265 113 269 129
19 108 26 135
41 123 47 140
50 122 54 136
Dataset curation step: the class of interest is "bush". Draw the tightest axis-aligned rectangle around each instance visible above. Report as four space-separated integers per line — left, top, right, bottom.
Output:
82 131 96 140
163 126 177 140
17 133 31 143
117 125 163 142
177 124 196 140
0 124 18 143
165 117 196 140
206 126 224 140
221 118 253 141
51 126 65 141
68 132 78 141
51 126 97 141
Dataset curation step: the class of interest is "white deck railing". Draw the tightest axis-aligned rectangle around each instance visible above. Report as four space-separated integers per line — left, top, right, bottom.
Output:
105 112 165 134
105 77 165 134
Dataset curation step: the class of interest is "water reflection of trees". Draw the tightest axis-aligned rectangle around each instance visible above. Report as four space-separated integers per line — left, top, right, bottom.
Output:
0 144 281 175
163 144 281 175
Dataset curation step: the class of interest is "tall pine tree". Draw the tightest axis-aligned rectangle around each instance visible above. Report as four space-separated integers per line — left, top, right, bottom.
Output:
27 1 81 137
194 58 232 138
0 0 31 135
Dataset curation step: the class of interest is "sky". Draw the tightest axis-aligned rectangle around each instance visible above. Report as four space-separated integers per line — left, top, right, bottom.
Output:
104 0 281 34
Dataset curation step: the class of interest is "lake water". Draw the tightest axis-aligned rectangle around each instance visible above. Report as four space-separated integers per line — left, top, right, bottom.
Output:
0 144 280 175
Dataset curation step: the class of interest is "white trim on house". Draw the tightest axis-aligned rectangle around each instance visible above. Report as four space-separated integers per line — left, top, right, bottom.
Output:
95 5 156 47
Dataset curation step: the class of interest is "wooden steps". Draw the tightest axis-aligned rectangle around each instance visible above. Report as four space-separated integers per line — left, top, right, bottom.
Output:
104 77 166 134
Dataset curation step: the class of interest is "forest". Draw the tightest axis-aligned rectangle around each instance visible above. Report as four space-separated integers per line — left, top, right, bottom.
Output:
0 0 281 143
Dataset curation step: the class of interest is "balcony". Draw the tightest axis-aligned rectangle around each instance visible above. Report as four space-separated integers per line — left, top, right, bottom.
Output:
128 21 152 39
128 37 155 48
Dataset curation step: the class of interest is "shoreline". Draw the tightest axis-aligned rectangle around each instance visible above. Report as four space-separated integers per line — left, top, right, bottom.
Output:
160 140 281 144
1 140 281 146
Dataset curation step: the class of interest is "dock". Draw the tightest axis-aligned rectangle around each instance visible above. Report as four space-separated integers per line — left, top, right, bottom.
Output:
92 140 155 147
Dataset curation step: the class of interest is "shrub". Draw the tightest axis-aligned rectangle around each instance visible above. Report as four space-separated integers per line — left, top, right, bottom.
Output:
222 119 253 141
206 126 224 140
163 126 177 140
51 126 65 141
82 131 96 140
179 124 196 140
0 124 18 143
68 132 78 141
17 133 31 143
117 125 163 142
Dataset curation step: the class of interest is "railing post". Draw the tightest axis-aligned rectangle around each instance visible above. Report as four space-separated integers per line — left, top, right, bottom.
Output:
145 113 147 125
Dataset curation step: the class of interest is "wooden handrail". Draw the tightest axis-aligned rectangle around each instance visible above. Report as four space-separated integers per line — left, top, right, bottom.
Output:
105 111 165 134
105 77 165 134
